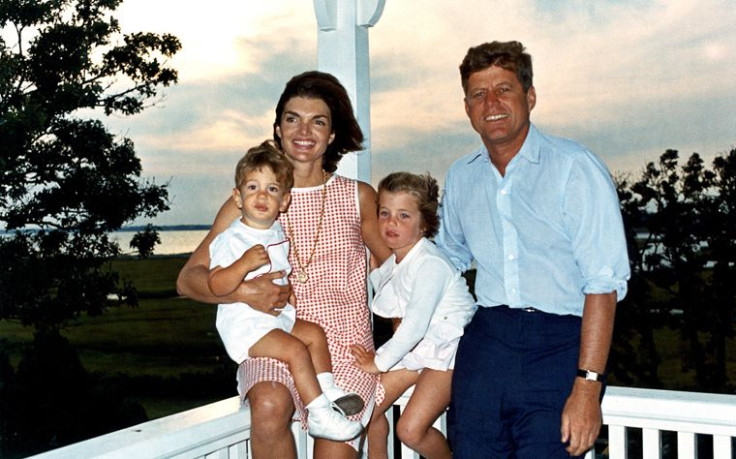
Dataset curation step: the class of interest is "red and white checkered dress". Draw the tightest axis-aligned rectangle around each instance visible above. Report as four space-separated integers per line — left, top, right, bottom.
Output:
237 174 377 426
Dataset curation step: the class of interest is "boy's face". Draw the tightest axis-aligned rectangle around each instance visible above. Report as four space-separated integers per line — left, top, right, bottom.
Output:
233 166 290 229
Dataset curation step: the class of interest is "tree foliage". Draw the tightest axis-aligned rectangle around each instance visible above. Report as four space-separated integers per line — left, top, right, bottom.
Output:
0 0 181 330
615 148 736 392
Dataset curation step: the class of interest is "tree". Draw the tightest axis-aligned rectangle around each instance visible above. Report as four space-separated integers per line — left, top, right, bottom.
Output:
0 1 180 453
617 149 736 393
0 0 180 331
608 175 665 389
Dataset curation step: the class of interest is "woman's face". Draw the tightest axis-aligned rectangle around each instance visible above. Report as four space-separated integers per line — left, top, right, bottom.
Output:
275 96 335 166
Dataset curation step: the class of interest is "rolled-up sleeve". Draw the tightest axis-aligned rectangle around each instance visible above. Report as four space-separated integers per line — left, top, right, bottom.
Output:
563 152 630 301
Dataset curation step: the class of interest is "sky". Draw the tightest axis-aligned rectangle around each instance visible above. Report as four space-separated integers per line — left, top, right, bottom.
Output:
106 0 736 226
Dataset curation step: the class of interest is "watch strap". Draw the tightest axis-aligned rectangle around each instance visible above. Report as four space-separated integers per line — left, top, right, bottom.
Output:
576 369 604 382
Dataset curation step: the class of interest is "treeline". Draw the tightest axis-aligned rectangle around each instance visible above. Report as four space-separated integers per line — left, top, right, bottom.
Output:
610 148 736 393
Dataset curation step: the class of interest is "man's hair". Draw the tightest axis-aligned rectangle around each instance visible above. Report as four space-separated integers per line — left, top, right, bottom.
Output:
273 71 364 173
377 172 440 238
235 140 294 191
459 41 534 93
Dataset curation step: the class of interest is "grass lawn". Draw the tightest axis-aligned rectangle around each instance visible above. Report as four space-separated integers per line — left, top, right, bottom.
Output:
0 255 237 421
2 255 734 425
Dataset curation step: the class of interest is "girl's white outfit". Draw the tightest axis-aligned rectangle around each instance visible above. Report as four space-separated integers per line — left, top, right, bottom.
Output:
209 218 295 364
370 237 477 372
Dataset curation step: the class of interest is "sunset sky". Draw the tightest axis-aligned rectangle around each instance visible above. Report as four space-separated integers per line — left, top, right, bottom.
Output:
107 0 736 226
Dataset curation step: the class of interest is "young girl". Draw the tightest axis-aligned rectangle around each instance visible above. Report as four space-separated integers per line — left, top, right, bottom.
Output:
351 172 477 459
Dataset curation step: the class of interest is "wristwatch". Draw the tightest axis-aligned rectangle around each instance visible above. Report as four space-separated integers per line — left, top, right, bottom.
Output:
576 369 604 382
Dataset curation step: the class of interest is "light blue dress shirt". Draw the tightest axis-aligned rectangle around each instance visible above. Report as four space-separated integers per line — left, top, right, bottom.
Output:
436 124 630 317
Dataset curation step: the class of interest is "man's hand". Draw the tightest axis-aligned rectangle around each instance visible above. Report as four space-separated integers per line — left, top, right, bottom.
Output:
560 378 602 456
238 270 290 315
350 344 380 374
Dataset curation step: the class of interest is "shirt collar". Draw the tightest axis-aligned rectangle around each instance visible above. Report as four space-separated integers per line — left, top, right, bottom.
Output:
464 123 541 166
517 123 541 165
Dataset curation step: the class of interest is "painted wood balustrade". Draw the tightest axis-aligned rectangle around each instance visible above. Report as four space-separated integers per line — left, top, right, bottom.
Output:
30 386 736 459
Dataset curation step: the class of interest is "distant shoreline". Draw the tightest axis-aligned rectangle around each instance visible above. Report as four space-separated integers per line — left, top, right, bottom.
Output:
118 224 210 232
1 224 211 234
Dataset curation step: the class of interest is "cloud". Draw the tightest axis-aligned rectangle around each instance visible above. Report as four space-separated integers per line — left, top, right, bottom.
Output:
367 0 736 176
108 0 736 225
116 0 317 82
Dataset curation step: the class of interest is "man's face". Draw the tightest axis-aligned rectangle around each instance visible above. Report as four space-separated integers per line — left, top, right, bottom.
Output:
464 65 536 154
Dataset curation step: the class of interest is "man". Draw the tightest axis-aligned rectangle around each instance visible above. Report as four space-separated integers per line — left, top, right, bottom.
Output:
437 41 630 458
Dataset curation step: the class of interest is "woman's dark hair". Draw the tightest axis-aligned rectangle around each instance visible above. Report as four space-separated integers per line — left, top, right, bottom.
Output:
273 71 364 173
377 172 440 238
459 41 534 94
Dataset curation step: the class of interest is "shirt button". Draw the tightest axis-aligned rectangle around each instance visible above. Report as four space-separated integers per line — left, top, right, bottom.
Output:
500 189 508 195
508 254 515 260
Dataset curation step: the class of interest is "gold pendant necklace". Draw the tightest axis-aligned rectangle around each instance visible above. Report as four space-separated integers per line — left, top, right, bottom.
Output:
285 171 327 284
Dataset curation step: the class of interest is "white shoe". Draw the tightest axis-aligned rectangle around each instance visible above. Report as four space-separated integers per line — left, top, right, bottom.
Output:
307 404 363 441
330 393 365 416
317 372 365 416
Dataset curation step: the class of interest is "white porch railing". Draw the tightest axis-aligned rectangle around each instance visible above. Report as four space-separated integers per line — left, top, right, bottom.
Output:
30 386 736 459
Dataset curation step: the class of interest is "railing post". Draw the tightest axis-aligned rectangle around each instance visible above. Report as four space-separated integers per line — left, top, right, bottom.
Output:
312 0 386 182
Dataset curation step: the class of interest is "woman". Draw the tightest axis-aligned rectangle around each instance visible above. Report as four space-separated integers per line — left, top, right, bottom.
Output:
176 71 390 459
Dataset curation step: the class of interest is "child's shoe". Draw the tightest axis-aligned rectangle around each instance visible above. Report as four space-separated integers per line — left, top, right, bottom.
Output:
317 372 365 416
306 395 363 441
330 393 365 417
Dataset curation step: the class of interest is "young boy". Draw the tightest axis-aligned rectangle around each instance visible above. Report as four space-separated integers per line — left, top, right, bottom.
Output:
208 140 363 441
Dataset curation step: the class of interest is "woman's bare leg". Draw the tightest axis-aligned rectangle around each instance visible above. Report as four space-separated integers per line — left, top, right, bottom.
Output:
247 381 296 459
395 369 453 459
314 437 362 459
367 414 390 459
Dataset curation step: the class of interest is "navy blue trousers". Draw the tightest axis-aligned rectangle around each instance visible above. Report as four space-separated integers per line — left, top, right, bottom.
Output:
448 306 585 459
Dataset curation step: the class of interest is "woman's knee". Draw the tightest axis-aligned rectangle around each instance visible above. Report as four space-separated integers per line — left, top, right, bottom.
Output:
248 383 294 431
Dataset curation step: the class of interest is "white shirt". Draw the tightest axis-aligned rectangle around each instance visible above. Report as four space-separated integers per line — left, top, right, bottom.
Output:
370 238 477 372
209 219 295 363
436 124 630 315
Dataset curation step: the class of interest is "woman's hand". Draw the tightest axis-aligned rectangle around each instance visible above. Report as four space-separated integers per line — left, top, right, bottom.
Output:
350 344 381 374
240 271 291 314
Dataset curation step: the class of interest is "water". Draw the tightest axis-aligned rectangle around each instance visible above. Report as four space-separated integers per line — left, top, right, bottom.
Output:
113 228 209 256
1 227 210 256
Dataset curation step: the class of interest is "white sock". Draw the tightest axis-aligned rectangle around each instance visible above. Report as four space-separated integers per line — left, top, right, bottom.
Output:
316 372 335 391
317 372 347 400
305 393 330 411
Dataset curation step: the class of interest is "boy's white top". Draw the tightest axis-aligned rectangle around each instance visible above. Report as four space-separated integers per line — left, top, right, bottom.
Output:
209 218 295 364
370 237 477 372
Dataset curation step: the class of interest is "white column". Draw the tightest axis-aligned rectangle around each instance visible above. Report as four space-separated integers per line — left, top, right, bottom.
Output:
313 0 385 182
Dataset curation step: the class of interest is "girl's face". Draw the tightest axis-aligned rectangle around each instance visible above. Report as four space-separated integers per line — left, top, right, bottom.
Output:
275 96 335 166
377 191 425 263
